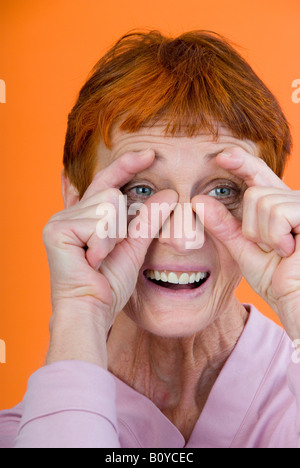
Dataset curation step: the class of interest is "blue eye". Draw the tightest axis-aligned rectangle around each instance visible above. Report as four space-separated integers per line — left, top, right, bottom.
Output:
208 187 232 198
131 186 154 197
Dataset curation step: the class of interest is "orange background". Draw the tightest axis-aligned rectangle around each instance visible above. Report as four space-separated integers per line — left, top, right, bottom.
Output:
1 0 300 410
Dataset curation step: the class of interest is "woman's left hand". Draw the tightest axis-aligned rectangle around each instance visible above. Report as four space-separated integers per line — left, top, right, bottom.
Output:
192 148 300 340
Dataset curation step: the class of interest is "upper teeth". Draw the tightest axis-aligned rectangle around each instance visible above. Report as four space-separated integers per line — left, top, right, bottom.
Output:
145 270 208 284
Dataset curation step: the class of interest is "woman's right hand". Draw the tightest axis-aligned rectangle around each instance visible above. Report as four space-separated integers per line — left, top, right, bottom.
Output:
43 149 177 366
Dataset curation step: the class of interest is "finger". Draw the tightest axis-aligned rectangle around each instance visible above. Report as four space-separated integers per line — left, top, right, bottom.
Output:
73 188 127 217
97 190 178 303
257 242 273 253
216 147 289 189
81 149 155 201
127 189 178 262
242 187 296 245
191 194 264 271
86 229 117 271
43 216 117 271
59 188 122 217
264 202 300 256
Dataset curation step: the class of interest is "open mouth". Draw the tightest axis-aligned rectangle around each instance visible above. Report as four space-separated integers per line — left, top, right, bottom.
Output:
143 269 210 290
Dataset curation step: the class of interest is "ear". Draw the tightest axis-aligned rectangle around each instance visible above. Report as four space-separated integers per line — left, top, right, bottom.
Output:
61 170 80 208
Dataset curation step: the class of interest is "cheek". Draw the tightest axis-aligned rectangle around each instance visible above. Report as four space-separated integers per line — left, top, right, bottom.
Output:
232 203 243 222
208 235 241 279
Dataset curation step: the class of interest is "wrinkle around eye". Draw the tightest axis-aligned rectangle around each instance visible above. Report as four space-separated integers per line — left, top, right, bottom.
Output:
203 180 245 215
122 183 156 205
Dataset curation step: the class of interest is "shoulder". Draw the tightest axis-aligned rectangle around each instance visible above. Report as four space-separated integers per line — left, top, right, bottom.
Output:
238 304 293 387
242 304 291 354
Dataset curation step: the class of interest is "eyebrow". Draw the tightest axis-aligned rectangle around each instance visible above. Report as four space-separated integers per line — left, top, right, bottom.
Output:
152 151 165 161
203 148 226 161
153 148 227 162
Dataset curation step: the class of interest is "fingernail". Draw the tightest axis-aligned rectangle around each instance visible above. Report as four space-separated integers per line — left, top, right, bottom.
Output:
138 148 153 156
219 151 232 158
278 248 289 257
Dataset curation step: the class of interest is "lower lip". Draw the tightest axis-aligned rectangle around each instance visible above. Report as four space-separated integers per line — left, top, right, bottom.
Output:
141 272 211 299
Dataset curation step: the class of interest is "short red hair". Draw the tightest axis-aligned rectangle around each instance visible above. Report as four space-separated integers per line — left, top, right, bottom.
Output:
63 30 292 198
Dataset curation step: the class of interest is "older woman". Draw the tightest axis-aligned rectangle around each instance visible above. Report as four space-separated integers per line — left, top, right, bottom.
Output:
1 30 300 448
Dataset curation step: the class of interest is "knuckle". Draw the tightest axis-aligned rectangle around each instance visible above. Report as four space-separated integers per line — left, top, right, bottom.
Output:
42 211 72 246
268 230 279 246
101 187 123 203
42 218 61 244
269 203 285 224
257 157 269 170
103 187 121 197
249 156 269 175
243 186 258 203
257 195 272 214
242 224 257 241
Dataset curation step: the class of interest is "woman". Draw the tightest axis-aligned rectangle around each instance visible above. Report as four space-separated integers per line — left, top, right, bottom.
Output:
1 30 300 448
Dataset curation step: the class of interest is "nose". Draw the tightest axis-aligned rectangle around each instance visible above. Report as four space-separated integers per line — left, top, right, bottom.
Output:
158 201 205 253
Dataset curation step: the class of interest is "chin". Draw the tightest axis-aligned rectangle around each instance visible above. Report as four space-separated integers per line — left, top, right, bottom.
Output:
123 296 218 339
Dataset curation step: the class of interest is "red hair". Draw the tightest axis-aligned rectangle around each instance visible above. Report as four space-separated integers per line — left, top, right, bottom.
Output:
63 30 292 198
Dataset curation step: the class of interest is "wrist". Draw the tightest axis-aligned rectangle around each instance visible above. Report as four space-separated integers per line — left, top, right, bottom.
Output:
273 293 300 342
47 298 111 368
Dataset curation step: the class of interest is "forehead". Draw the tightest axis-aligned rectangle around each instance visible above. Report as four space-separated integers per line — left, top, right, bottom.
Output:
96 123 258 169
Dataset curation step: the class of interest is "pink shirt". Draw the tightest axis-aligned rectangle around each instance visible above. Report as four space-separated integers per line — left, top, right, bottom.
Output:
0 305 300 448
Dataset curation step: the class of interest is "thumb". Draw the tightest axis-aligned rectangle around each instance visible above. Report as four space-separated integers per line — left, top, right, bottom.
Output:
127 188 178 255
191 194 261 268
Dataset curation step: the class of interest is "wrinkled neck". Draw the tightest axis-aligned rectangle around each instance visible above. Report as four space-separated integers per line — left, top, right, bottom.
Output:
107 301 249 402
